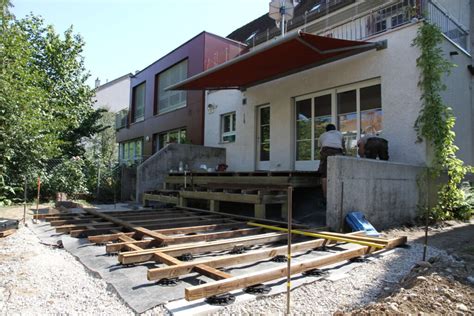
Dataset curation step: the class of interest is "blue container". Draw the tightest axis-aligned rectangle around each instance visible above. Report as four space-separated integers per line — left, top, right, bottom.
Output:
345 211 379 237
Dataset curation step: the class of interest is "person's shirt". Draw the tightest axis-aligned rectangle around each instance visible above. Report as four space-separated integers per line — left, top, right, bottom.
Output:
357 134 376 147
318 130 343 149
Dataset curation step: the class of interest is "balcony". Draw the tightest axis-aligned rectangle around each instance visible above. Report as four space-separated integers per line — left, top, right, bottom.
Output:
115 109 128 130
246 0 469 53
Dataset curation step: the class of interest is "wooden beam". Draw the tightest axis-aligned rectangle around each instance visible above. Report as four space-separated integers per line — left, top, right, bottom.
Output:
119 232 288 264
146 231 372 280
55 214 223 232
71 218 235 238
106 227 263 252
178 206 311 229
180 191 262 204
184 236 407 301
88 222 247 243
83 208 172 243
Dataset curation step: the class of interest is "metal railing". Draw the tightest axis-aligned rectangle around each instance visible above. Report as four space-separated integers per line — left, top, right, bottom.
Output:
246 0 469 53
115 109 128 130
425 0 469 51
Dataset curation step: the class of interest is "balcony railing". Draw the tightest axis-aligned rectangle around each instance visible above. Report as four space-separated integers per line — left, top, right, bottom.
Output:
425 0 469 51
247 0 469 53
115 109 128 130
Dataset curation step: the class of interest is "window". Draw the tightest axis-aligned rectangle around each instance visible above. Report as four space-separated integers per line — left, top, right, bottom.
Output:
119 138 143 165
294 81 382 165
221 112 236 143
337 90 358 156
296 94 332 161
360 84 382 137
155 128 187 152
132 83 145 123
157 59 188 114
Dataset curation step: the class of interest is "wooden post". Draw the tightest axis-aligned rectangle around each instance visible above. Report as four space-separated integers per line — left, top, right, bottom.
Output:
35 176 41 223
209 200 220 212
254 204 266 218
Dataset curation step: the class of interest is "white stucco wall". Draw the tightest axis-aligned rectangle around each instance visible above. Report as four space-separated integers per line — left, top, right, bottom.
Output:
207 24 426 171
206 22 474 171
93 75 131 113
440 37 473 166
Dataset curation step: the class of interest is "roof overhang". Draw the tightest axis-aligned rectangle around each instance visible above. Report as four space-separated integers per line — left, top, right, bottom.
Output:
168 31 387 91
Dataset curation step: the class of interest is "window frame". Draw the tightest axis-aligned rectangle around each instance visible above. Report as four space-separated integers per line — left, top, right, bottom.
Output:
220 112 236 143
131 82 146 123
155 59 188 115
119 138 143 165
294 78 381 168
155 128 187 152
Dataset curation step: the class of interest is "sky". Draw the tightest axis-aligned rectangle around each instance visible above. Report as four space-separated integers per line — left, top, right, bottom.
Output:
11 0 269 87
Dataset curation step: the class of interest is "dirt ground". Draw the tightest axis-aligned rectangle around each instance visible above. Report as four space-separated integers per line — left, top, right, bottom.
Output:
345 220 474 315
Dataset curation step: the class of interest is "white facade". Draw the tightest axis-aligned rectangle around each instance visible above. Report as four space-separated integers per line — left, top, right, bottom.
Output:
93 74 131 113
205 23 474 171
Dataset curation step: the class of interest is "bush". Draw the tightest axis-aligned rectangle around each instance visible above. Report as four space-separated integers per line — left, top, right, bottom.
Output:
44 157 88 199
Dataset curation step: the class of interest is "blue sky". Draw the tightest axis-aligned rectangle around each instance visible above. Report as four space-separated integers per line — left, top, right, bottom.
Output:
12 0 269 86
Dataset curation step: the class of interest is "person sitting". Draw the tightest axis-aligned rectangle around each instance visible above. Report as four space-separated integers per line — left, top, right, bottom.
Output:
317 124 345 200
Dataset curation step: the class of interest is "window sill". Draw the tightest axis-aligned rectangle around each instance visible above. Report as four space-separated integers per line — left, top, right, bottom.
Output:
219 140 236 145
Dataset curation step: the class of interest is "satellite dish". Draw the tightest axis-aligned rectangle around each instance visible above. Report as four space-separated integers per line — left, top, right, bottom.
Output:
269 0 294 35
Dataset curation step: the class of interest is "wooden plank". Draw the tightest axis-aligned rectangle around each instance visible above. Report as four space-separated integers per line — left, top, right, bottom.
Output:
154 252 232 280
184 236 407 301
83 208 172 243
106 227 263 252
178 206 311 229
119 232 287 264
146 231 368 280
180 191 261 204
72 218 235 238
185 247 368 301
143 194 179 205
0 229 16 238
55 214 223 232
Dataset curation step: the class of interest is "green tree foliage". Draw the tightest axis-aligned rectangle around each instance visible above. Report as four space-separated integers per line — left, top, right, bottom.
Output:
44 158 88 199
413 22 472 220
0 2 104 204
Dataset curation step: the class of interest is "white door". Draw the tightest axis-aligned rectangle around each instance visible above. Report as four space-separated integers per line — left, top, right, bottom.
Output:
256 105 271 170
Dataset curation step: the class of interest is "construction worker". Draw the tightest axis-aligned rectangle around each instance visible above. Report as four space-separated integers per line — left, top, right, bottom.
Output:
357 128 389 160
317 123 345 200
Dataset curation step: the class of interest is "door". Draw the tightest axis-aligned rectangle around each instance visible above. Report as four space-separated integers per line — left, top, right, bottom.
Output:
256 105 270 170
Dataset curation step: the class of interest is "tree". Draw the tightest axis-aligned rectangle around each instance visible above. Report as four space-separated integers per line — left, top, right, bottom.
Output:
0 2 104 204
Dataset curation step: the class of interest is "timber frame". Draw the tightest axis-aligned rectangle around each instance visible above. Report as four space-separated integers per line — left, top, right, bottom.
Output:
35 205 407 304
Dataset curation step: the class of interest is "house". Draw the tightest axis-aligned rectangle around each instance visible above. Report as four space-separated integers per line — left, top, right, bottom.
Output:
115 31 245 200
168 0 473 229
93 73 132 113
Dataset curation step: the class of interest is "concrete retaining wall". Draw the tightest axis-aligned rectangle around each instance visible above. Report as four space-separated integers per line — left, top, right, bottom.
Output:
136 144 226 203
326 156 428 231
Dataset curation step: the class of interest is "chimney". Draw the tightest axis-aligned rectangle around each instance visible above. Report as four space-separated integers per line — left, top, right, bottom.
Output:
95 77 101 88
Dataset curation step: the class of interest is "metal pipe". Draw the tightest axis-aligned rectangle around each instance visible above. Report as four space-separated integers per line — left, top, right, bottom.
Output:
286 186 293 315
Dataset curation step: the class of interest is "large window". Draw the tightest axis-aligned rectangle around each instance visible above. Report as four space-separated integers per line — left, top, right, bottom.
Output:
221 112 236 143
337 90 357 156
294 81 382 167
157 59 188 114
154 128 187 152
132 83 145 123
119 138 143 165
295 94 332 161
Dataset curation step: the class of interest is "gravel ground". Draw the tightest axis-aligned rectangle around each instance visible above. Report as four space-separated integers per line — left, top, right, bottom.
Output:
218 243 447 315
0 226 168 315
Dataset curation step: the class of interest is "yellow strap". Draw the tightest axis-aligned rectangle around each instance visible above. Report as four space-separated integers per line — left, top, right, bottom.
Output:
247 222 384 249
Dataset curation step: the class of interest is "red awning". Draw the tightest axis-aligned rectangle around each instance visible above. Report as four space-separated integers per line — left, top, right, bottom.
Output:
168 31 386 91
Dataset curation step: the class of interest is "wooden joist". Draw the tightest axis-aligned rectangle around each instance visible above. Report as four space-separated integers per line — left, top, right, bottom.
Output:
106 227 264 252
88 222 248 243
184 236 407 301
118 232 288 264
83 208 172 243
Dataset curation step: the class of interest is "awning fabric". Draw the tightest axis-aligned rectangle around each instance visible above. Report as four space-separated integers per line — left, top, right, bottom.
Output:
168 31 386 91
